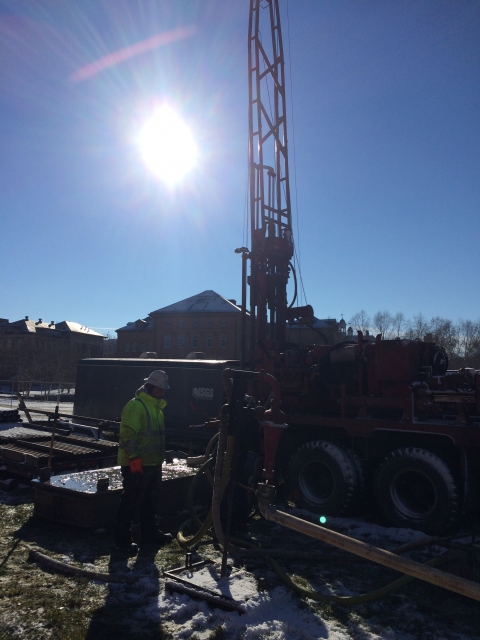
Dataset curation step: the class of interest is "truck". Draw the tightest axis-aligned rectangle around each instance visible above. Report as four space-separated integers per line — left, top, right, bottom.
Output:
210 0 480 536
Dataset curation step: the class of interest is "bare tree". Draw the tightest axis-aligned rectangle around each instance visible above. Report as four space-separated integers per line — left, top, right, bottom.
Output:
392 312 405 338
406 313 431 341
349 310 371 335
429 317 457 359
372 311 393 339
455 319 480 368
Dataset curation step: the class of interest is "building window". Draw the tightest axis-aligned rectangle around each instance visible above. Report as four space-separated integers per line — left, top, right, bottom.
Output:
191 335 198 348
125 343 130 353
192 320 198 327
132 342 137 353
219 335 227 349
179 320 184 327
220 319 226 326
165 320 171 327
164 335 171 348
205 335 213 348
178 335 185 348
206 320 212 327
141 343 146 353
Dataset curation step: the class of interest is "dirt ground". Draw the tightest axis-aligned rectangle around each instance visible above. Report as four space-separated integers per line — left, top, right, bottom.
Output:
1 484 480 640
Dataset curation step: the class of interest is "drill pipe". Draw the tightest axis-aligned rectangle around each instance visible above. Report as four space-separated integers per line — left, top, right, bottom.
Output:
256 484 480 603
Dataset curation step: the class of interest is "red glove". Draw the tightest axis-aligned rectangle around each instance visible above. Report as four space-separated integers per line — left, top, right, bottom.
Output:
129 457 143 473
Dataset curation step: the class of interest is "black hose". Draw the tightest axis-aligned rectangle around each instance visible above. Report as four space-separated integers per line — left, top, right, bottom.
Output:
288 261 297 309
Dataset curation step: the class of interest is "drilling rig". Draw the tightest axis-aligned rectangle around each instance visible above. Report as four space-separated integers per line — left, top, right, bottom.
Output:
219 0 480 536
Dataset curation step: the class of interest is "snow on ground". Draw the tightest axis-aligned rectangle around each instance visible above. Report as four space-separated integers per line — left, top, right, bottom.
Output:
105 512 478 640
157 578 348 640
0 393 74 417
1 480 479 638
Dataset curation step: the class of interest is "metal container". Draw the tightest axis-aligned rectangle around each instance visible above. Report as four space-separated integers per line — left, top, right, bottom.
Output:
32 461 209 528
74 358 237 448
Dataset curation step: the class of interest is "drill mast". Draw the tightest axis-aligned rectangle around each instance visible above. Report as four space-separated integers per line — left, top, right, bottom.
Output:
247 0 293 367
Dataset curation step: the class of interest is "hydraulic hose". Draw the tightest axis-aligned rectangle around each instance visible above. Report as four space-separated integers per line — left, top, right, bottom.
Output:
266 552 451 606
224 533 453 606
177 429 232 548
287 261 297 309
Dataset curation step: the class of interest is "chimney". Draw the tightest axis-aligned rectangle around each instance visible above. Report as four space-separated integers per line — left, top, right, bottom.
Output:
49 321 54 327
25 316 29 321
36 318 42 325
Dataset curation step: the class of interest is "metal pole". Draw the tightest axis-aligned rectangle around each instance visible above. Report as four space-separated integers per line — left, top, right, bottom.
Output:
47 404 59 470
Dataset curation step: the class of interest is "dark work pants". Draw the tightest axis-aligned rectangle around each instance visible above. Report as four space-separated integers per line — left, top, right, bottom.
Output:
114 465 161 546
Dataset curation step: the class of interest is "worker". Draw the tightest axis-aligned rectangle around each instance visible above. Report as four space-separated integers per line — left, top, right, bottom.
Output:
114 370 172 553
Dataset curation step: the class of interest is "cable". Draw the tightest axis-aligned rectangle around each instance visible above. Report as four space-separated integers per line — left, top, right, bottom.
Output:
285 0 307 308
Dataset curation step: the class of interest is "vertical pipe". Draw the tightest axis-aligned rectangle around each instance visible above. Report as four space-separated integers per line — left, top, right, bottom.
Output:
241 252 247 368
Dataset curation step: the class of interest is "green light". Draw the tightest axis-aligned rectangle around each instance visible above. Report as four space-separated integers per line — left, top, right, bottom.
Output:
319 516 327 524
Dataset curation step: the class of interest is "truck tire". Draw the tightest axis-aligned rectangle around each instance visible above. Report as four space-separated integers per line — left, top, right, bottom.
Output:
374 448 459 534
289 441 360 515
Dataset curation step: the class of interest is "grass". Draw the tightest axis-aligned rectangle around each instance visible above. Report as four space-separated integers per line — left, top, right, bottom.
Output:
1 487 480 639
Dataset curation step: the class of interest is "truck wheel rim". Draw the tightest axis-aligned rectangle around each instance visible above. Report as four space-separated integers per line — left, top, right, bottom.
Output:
299 462 335 505
390 469 438 520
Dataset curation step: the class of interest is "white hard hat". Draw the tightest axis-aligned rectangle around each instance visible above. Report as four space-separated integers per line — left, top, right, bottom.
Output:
144 370 170 389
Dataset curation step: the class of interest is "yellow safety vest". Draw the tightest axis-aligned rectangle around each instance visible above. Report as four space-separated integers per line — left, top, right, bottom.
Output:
117 390 166 466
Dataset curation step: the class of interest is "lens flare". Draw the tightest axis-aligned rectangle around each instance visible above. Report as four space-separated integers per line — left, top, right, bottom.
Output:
137 105 197 186
319 516 327 524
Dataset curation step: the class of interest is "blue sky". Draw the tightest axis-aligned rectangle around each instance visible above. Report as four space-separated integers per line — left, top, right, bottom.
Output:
1 0 479 334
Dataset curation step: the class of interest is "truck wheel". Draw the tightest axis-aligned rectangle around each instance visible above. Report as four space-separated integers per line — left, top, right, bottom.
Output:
289 441 360 515
374 448 459 534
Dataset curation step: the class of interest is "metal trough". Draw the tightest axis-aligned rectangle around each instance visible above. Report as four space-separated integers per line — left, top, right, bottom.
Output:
32 460 208 528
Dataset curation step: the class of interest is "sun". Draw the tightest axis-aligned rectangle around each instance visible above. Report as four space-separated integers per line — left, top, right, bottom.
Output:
137 105 198 186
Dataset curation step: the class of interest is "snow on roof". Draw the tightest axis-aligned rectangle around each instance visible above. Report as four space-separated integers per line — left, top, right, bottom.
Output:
54 321 105 337
117 317 154 332
1 318 104 337
151 290 244 315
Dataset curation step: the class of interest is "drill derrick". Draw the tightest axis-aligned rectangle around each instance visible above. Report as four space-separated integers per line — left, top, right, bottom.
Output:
247 0 294 368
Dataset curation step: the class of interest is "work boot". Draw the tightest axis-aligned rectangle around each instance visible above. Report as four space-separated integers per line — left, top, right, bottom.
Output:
113 542 139 556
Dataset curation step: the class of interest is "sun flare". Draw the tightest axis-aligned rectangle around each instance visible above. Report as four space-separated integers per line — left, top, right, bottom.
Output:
137 105 197 186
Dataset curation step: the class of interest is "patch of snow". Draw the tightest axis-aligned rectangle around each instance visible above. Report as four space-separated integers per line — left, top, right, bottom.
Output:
292 509 429 547
154 562 349 639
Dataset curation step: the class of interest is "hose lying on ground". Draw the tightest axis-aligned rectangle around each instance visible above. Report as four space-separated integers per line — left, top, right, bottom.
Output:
28 549 139 584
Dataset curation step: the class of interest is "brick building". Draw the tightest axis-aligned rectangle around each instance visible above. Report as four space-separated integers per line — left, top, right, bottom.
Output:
116 290 247 360
0 316 105 383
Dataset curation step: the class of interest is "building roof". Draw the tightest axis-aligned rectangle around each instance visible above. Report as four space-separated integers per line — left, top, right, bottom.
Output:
0 318 104 337
287 316 337 330
116 317 154 333
150 290 244 315
54 321 104 337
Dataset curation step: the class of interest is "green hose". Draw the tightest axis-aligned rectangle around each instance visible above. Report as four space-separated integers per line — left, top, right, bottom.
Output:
176 456 215 547
266 551 450 606
228 532 451 606
176 434 232 548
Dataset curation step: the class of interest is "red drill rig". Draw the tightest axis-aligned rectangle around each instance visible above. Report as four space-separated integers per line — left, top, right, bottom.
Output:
224 0 480 536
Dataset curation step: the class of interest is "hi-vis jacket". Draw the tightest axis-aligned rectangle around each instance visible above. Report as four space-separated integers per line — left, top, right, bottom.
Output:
118 389 166 467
